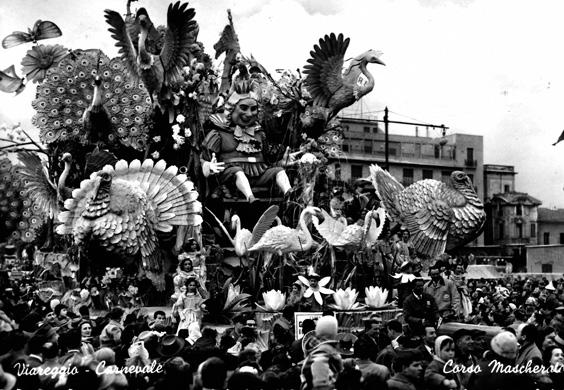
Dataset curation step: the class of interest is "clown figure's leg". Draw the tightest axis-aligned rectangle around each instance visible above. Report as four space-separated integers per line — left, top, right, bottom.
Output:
234 171 256 202
275 170 292 195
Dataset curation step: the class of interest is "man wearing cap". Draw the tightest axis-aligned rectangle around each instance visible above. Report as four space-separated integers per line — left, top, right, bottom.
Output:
467 331 536 390
301 316 343 390
539 281 560 312
424 265 460 320
403 279 439 334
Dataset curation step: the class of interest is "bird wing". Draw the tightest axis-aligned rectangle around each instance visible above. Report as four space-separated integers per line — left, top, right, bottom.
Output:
447 189 486 249
34 20 63 42
369 164 405 222
312 208 347 245
0 69 23 94
104 9 139 80
160 2 198 85
204 206 234 246
16 151 58 219
399 181 453 258
303 33 350 108
249 205 280 247
2 31 31 49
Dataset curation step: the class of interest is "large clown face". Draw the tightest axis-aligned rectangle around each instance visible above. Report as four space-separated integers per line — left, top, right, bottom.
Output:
231 97 259 127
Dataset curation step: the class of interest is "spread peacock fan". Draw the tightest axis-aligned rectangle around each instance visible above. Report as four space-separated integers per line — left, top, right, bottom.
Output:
55 159 203 289
31 50 152 150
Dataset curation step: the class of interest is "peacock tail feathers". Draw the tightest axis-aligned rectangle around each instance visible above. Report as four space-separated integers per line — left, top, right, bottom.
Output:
0 155 47 243
15 151 58 219
32 50 152 150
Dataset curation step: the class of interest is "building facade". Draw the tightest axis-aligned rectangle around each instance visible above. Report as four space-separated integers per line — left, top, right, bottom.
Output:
333 116 484 201
483 164 517 200
537 208 564 245
484 192 541 245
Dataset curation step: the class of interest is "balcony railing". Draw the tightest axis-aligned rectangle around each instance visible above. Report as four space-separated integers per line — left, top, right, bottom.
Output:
465 159 477 167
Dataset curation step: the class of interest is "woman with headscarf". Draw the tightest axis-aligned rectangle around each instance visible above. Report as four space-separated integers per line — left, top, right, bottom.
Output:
424 335 461 389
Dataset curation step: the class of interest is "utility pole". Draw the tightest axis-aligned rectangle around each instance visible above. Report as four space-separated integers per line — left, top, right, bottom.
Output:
355 108 449 172
384 107 389 170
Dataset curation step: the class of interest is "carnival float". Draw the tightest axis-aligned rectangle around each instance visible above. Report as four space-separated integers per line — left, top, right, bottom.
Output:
0 1 486 332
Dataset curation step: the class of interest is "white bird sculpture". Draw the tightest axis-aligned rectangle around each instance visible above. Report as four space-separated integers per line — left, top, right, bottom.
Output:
247 206 322 268
206 205 279 258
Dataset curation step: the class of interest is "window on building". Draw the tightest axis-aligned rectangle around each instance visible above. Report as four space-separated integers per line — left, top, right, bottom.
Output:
544 232 550 245
499 222 504 240
530 223 536 238
364 143 373 154
422 169 433 180
560 233 564 244
517 224 523 239
441 171 451 182
403 168 414 186
363 126 370 133
497 205 503 217
542 264 553 273
434 145 440 158
342 144 349 152
372 127 379 133
504 184 510 193
516 205 522 216
351 165 363 179
467 147 474 161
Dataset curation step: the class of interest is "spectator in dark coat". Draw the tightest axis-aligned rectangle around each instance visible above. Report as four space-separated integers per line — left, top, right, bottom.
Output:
402 279 439 335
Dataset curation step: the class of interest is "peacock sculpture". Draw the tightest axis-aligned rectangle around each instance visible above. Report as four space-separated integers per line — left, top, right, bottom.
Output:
104 2 199 108
56 159 202 289
369 164 486 258
31 50 152 150
206 206 280 258
0 152 61 245
303 33 385 121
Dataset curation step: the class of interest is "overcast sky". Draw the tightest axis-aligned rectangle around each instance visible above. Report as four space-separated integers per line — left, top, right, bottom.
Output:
1 0 564 207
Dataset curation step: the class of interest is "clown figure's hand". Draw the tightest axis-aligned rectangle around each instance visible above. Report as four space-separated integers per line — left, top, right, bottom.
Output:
202 153 225 177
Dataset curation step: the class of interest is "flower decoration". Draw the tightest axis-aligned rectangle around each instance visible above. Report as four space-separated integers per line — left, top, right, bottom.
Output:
152 136 161 143
184 127 192 138
364 286 389 308
300 152 320 165
21 44 68 83
176 114 186 123
150 151 160 159
298 273 334 305
257 290 286 312
391 272 417 284
331 288 362 310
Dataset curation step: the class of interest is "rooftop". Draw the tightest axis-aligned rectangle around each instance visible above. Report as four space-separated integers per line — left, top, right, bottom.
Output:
538 207 564 222
491 192 542 206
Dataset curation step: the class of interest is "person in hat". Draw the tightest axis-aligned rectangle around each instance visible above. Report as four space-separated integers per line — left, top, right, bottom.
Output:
467 331 536 390
452 328 479 388
299 269 334 312
539 281 560 312
201 78 297 203
156 334 186 360
335 333 358 357
402 279 439 335
424 336 460 390
300 315 343 390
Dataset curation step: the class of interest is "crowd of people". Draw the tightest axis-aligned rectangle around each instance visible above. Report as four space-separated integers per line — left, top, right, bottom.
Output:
0 254 563 390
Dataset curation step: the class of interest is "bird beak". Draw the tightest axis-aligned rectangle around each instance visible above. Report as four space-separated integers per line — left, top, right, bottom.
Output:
372 57 385 66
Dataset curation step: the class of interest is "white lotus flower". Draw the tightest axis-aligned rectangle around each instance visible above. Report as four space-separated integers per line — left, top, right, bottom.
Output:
365 286 389 308
258 290 286 311
331 287 361 310
298 275 334 305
